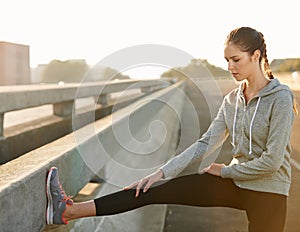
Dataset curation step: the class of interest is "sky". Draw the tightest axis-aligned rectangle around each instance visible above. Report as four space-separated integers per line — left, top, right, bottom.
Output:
0 0 300 78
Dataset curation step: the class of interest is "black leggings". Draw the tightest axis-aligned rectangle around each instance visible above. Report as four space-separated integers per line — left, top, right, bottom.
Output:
93 173 287 232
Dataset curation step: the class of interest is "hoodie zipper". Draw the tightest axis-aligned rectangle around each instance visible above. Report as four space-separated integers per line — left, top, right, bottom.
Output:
241 95 247 112
236 91 261 156
233 79 283 157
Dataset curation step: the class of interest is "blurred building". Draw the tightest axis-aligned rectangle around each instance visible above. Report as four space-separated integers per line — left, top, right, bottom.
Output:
31 64 47 83
0 41 30 85
270 58 300 72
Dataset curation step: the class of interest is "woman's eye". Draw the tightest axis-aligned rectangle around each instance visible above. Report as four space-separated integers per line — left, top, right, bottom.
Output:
233 59 240 62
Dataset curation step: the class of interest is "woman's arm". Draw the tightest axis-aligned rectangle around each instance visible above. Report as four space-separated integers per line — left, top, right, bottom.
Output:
160 100 228 178
124 100 229 197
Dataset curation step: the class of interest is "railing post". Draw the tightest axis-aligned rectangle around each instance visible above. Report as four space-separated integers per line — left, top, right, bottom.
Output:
97 94 108 106
141 86 153 94
0 113 3 137
53 101 74 117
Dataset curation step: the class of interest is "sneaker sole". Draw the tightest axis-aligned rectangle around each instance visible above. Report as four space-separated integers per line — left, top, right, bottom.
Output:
46 167 56 224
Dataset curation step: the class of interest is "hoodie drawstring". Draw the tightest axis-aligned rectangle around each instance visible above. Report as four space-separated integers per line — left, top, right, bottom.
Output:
248 97 261 155
232 90 240 147
232 92 261 155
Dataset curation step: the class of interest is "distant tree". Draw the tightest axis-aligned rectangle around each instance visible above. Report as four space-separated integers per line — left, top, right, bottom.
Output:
41 60 130 83
41 59 89 83
161 59 230 79
85 65 130 82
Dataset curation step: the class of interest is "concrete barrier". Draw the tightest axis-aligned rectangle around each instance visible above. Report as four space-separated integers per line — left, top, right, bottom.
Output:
0 79 170 164
0 94 147 165
0 80 186 232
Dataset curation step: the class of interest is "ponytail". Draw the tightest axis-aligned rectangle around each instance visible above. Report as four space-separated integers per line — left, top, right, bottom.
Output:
258 32 274 79
293 100 299 115
262 48 298 115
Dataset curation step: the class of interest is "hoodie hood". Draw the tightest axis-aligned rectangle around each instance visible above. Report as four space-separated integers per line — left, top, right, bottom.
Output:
238 78 291 98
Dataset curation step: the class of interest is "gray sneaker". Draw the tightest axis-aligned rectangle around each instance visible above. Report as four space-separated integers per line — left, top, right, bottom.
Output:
46 167 73 224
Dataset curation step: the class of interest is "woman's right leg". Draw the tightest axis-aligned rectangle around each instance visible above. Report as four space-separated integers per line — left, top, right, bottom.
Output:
93 173 243 216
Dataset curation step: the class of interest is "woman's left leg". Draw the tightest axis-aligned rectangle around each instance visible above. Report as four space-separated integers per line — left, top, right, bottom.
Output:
244 189 287 232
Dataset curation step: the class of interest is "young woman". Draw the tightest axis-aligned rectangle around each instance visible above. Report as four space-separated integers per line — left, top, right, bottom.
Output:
46 27 297 232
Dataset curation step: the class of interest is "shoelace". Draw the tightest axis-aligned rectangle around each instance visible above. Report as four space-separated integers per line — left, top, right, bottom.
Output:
59 184 74 205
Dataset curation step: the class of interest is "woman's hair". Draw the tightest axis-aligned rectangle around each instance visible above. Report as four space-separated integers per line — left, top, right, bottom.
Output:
225 27 274 79
225 27 298 115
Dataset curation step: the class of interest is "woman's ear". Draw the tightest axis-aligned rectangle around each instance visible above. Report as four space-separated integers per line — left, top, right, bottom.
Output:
252 49 261 62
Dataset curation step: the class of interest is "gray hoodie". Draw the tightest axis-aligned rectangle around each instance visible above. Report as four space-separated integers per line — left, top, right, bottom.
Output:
160 78 295 196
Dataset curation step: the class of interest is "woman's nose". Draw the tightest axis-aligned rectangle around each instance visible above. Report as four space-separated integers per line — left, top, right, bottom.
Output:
228 61 234 71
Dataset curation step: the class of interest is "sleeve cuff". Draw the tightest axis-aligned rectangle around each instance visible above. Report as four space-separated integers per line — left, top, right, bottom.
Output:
221 166 232 179
159 164 175 179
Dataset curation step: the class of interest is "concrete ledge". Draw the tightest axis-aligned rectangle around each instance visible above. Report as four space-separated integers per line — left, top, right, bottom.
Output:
0 79 171 137
0 79 170 113
0 92 146 165
0 81 186 232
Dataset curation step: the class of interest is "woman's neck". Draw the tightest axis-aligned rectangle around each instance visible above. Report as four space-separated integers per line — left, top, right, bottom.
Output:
245 71 270 93
243 71 270 103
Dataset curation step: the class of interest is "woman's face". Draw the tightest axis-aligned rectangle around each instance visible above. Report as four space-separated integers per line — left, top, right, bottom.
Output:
224 42 257 81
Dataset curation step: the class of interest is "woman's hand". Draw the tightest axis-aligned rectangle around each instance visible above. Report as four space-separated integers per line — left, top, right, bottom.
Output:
200 163 225 176
124 169 164 197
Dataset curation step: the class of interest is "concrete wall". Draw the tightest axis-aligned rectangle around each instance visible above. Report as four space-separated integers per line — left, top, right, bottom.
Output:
0 81 186 232
0 95 145 164
0 79 170 164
